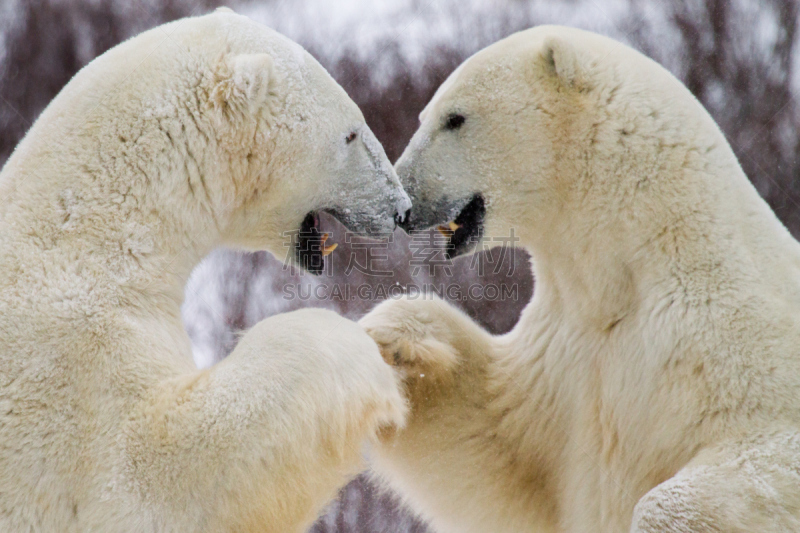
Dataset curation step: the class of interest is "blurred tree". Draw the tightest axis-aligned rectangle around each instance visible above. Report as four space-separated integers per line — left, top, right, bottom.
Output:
0 0 225 166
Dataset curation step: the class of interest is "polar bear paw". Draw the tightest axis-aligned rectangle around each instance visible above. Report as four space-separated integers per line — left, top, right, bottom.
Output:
360 296 461 381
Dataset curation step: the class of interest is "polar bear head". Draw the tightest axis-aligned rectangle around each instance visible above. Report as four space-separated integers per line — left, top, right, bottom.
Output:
395 26 737 260
200 11 411 272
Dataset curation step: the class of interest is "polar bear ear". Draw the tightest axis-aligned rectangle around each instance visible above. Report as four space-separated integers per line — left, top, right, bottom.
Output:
543 36 592 91
210 53 277 123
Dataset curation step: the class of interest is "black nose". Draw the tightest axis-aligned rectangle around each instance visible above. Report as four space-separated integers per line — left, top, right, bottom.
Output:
396 208 412 231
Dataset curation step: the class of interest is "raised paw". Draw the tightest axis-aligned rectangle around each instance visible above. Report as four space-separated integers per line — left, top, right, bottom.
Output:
359 296 460 381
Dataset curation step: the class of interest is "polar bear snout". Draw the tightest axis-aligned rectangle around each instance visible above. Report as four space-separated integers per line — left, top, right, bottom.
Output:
311 127 411 239
295 184 410 275
392 124 486 258
396 190 486 259
325 183 411 237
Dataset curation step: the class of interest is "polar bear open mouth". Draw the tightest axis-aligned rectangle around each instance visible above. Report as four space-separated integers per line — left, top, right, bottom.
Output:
296 211 338 275
438 193 485 259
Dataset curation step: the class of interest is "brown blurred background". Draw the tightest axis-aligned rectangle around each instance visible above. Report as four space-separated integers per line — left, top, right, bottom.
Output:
1 0 798 531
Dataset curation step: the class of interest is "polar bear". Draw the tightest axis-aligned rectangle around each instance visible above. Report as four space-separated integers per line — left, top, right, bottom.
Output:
0 9 411 533
361 26 800 532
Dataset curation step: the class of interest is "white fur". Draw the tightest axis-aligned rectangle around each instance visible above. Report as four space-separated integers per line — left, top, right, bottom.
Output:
361 26 800 532
0 10 408 532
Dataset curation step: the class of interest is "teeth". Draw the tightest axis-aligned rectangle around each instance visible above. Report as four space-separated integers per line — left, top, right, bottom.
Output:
319 233 338 256
436 221 461 237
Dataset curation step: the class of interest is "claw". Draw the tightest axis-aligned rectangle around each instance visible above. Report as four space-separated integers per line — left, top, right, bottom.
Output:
322 243 338 256
320 233 329 245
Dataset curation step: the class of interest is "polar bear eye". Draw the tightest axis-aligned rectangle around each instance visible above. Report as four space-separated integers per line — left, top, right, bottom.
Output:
445 113 465 131
345 132 357 144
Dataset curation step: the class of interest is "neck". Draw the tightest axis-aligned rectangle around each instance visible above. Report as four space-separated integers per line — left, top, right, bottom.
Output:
519 213 639 334
0 161 223 320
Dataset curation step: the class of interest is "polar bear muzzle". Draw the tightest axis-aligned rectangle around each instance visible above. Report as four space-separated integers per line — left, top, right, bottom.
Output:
399 193 485 259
